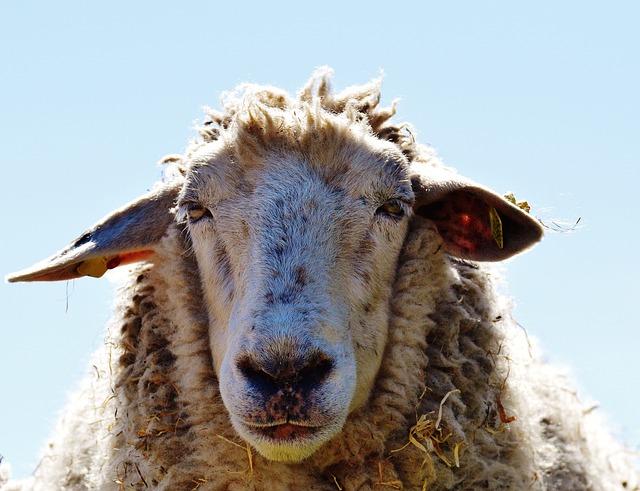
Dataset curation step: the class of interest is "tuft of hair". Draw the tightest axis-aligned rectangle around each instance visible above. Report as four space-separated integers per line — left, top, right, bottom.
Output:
192 67 430 170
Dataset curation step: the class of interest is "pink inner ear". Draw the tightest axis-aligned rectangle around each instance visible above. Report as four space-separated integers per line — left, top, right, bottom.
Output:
418 191 498 260
108 250 155 269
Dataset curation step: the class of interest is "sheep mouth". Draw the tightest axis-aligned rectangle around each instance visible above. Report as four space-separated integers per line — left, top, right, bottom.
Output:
234 417 344 461
251 422 319 441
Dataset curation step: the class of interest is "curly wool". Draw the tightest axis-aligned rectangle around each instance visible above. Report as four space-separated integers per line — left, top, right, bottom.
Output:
13 220 638 490
4 69 639 491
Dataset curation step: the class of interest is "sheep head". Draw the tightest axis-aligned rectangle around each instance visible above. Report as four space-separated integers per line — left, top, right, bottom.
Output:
6 72 543 463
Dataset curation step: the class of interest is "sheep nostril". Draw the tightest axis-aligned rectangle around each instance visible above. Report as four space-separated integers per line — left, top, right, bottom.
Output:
237 355 278 393
297 352 333 390
236 350 334 394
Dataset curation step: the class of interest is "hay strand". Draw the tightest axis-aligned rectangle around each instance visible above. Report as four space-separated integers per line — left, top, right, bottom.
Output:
217 435 254 475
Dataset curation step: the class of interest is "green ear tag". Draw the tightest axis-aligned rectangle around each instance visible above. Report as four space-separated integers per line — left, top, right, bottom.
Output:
489 207 504 249
77 257 108 278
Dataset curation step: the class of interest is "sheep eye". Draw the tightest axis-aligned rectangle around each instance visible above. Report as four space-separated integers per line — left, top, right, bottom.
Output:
376 198 406 218
185 203 211 222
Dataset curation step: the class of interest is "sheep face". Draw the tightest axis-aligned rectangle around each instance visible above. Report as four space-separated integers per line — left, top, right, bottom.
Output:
178 114 413 462
6 73 543 467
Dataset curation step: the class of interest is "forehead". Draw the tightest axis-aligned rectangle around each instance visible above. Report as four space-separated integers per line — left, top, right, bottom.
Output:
181 104 411 203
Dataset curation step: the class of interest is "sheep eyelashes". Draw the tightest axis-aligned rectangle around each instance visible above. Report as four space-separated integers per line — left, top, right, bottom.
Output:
4 69 638 490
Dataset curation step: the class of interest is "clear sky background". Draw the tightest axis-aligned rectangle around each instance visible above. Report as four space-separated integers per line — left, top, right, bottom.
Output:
1 0 638 480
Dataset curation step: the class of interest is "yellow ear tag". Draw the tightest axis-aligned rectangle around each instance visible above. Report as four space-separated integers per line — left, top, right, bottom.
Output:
489 207 504 249
77 257 108 278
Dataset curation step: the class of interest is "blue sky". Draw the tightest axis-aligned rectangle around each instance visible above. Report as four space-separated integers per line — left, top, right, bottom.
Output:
1 0 638 480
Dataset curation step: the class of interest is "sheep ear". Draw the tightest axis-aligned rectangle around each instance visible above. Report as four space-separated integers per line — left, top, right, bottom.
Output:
411 166 543 261
6 183 181 283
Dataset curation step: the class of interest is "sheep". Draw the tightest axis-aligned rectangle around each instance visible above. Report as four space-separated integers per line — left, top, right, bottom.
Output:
3 68 639 491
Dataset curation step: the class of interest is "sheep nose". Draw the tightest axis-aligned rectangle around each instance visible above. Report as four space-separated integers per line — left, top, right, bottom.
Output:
236 349 334 395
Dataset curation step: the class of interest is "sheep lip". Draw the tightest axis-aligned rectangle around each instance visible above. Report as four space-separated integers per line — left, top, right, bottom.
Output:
251 422 319 441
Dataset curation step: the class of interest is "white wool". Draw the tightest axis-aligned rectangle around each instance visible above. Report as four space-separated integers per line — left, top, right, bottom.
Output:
3 70 638 490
